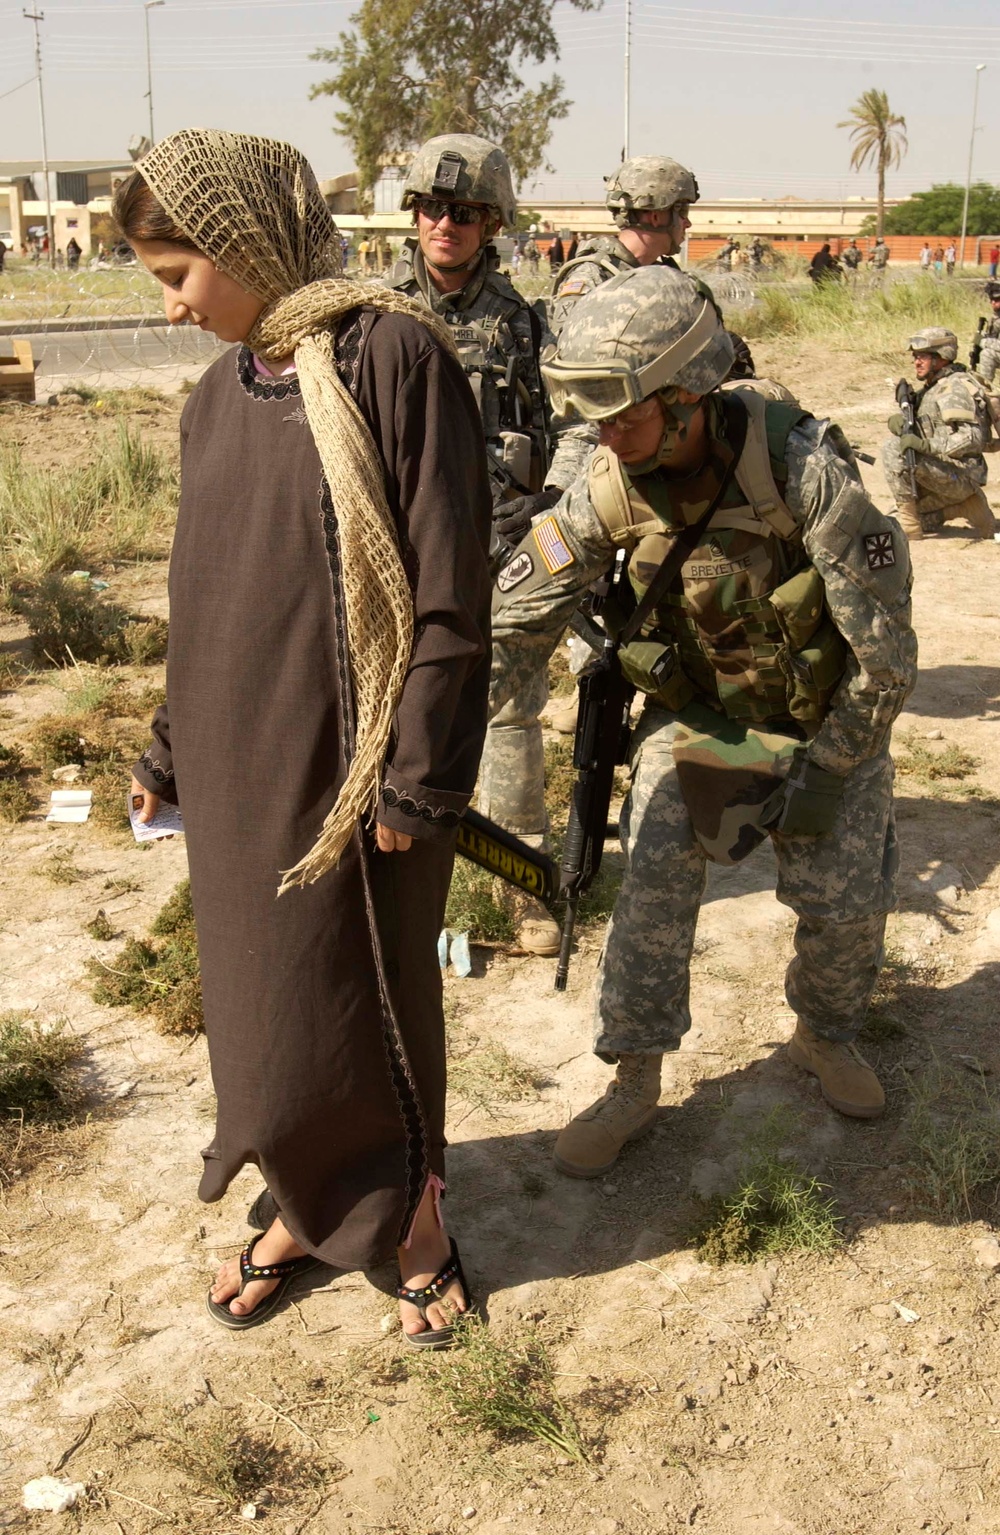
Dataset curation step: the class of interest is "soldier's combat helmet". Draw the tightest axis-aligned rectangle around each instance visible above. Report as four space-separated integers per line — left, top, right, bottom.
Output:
906 326 958 362
604 157 699 229
400 134 517 227
542 264 734 420
985 281 1000 302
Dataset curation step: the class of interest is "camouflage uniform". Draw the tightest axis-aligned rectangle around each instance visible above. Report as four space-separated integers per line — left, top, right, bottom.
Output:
386 137 588 859
882 362 991 524
493 282 917 1062
976 311 1000 387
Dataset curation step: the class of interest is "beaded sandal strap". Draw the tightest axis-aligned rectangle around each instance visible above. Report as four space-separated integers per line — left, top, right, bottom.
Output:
397 1248 462 1306
238 1241 309 1284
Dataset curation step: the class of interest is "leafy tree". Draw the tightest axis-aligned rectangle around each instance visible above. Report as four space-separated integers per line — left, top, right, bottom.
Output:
874 182 1000 238
310 0 598 204
838 89 908 239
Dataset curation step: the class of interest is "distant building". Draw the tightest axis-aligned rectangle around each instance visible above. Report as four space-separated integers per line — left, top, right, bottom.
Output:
0 159 133 254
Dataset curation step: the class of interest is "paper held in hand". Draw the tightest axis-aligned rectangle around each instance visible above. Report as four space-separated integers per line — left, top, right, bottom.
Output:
129 794 184 843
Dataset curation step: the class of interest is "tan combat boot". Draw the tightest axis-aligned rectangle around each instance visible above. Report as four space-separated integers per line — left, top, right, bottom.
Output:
548 693 579 735
511 891 561 956
893 498 923 541
553 1053 662 1177
787 1022 885 1119
944 488 995 539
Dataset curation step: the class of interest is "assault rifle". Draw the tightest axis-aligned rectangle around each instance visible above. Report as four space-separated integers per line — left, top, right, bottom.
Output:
555 632 635 991
971 316 987 373
894 377 920 501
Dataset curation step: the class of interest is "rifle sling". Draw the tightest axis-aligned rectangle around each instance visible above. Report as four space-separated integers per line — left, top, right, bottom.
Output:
618 393 749 648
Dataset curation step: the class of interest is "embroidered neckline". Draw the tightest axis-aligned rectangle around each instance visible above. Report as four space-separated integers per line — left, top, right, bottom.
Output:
236 344 302 401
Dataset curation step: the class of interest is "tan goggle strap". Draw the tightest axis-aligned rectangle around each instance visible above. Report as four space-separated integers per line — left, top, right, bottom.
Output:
543 298 718 420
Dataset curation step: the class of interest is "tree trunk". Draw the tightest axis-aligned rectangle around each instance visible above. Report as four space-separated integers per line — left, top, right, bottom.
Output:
877 140 886 240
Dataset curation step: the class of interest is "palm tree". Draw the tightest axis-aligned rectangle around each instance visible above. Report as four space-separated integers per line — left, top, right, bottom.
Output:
838 89 908 238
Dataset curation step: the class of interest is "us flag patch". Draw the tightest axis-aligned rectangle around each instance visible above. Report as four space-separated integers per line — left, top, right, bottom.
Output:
533 514 574 575
864 531 896 569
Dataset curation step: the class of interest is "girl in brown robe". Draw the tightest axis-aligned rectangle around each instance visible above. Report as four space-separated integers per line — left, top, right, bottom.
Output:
118 131 492 1344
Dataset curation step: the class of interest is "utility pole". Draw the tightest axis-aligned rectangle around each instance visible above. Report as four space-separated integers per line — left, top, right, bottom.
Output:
23 8 54 266
144 0 165 147
959 63 986 269
622 0 631 161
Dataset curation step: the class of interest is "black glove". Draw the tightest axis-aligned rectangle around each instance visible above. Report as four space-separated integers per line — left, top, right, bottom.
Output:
765 749 845 838
493 487 562 547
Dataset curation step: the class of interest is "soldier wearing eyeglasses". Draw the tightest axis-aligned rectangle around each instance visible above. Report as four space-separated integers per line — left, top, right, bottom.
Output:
491 264 917 1176
385 134 587 954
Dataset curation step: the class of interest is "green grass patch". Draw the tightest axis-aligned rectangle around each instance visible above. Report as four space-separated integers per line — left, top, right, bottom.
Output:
903 1058 1000 1222
425 1314 587 1462
159 1407 326 1510
445 859 517 943
894 732 980 793
694 1109 840 1264
731 274 982 364
0 420 177 585
9 573 168 668
0 1011 85 1182
87 879 202 1035
85 909 117 941
0 739 33 822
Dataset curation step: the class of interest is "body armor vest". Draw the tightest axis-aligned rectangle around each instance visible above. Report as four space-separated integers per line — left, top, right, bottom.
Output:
588 389 847 728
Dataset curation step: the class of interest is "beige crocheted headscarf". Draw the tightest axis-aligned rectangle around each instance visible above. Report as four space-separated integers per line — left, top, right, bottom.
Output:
136 128 457 890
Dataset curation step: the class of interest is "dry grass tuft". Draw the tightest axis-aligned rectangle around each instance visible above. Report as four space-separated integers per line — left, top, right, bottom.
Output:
9 573 168 668
87 879 202 1035
904 1057 1000 1222
425 1313 588 1462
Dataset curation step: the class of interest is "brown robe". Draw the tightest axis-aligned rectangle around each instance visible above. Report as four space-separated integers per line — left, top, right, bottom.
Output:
133 308 492 1270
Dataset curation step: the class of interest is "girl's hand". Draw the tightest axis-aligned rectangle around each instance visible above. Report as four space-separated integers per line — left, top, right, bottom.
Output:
130 775 160 825
375 822 412 853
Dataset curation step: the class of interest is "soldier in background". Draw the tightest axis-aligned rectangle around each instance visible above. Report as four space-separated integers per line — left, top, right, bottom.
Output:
385 134 587 954
867 238 890 282
974 281 1000 387
491 265 917 1176
842 240 862 278
882 327 994 540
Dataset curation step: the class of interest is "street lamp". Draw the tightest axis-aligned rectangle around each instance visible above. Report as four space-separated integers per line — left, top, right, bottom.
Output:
959 63 986 269
144 0 165 147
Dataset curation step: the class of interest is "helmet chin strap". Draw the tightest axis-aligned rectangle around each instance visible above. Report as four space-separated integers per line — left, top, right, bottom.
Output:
628 393 701 476
420 214 500 276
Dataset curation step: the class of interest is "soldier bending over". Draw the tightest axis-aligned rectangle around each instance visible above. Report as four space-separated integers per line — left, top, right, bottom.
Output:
491 266 918 1177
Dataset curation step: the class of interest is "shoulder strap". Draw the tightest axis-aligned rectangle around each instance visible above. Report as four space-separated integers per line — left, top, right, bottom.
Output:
588 448 663 543
728 387 800 540
619 396 749 647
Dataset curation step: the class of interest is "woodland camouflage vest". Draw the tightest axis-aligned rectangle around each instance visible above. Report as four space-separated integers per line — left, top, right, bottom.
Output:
587 388 847 728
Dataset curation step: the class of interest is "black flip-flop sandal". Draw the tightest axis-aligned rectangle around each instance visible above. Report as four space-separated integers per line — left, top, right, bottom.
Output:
206 1233 319 1331
396 1238 474 1351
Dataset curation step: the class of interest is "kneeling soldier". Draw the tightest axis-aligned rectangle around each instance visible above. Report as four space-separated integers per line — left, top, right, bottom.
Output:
882 327 995 541
490 266 917 1177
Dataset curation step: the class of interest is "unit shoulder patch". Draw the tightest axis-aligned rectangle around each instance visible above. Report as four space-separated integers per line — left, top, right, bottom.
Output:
496 549 534 592
864 531 896 570
532 514 575 575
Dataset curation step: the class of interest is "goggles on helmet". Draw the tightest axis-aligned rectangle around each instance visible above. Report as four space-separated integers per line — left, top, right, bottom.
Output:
541 298 717 420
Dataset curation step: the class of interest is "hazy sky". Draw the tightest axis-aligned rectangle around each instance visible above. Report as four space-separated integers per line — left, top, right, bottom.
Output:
0 0 998 203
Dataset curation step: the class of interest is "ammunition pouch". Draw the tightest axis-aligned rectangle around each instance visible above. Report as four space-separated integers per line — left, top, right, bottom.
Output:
618 639 695 712
770 565 847 725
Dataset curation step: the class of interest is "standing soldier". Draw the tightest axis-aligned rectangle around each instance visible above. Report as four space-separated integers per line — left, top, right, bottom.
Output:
868 237 890 283
842 240 862 278
974 280 1000 387
491 265 918 1176
882 327 995 540
385 134 585 954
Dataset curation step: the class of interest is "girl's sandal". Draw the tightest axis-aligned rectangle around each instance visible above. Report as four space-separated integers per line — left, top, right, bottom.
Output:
206 1233 319 1331
396 1238 474 1351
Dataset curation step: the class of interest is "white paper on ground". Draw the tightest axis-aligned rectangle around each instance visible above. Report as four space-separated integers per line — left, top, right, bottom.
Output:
129 796 184 842
46 788 92 824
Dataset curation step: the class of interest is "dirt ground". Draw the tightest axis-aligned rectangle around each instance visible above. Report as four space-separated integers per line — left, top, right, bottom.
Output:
2 346 1000 1533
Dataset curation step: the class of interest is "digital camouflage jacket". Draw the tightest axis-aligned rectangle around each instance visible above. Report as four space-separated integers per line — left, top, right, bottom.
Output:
491 402 917 780
384 239 586 490
913 363 991 469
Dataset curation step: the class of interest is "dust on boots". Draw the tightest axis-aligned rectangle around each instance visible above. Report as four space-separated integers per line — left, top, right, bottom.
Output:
787 1021 885 1119
553 1052 662 1178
